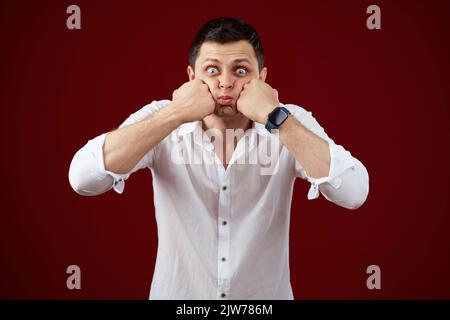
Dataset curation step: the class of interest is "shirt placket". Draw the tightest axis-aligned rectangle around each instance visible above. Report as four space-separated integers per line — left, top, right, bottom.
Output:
216 164 231 299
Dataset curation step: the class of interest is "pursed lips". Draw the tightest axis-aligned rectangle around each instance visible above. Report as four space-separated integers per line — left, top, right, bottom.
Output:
217 96 234 105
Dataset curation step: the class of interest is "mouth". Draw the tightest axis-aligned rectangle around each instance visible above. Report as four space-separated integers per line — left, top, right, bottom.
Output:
217 96 234 105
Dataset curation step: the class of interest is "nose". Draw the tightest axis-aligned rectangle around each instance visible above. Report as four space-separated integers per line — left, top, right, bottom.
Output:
218 73 234 90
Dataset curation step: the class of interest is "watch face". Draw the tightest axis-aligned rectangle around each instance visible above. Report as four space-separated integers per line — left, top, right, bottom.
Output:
270 108 289 126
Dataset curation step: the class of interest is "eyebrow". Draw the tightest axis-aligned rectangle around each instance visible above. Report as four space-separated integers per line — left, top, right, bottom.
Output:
233 58 251 64
202 58 252 65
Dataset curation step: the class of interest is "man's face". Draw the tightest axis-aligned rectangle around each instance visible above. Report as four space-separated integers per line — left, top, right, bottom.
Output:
188 40 267 118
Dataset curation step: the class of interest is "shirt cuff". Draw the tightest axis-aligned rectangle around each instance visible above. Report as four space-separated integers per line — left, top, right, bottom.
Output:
305 140 356 200
93 133 129 194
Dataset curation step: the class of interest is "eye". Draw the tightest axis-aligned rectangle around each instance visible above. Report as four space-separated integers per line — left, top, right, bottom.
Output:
236 67 247 76
206 66 219 75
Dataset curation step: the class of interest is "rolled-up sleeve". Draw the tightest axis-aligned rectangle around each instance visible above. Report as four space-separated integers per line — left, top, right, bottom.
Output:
68 100 170 196
286 104 370 210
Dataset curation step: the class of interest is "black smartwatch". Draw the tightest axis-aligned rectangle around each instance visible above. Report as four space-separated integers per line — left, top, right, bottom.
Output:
265 106 291 133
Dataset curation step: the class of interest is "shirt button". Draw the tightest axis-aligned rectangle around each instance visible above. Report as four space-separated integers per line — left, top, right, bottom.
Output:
222 220 227 226
222 186 227 191
221 257 226 262
221 293 226 298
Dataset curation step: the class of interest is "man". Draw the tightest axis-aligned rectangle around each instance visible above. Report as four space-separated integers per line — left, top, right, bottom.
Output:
69 17 369 299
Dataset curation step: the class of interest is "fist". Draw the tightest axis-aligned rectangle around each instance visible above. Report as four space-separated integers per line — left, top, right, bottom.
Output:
237 79 279 124
170 79 215 123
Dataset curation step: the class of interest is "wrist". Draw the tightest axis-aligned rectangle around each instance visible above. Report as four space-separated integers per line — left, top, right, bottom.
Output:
264 105 291 133
258 103 279 124
165 101 189 126
163 102 186 127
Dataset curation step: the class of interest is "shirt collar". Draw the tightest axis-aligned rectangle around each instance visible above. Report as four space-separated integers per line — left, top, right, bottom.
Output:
177 120 269 137
177 121 199 136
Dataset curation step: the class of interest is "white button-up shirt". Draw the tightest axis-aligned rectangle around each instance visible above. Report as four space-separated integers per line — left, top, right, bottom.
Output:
68 100 369 299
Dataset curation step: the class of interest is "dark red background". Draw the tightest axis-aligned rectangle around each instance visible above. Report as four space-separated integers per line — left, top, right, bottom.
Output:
1 0 449 299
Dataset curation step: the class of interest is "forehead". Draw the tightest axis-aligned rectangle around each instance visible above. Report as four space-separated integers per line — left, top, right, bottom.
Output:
196 40 258 65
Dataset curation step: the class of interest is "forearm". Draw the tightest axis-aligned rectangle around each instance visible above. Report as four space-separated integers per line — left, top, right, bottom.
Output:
104 103 183 174
278 114 368 209
278 115 331 179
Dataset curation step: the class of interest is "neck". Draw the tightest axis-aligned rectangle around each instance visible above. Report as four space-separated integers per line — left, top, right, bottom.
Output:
201 113 252 168
202 113 252 133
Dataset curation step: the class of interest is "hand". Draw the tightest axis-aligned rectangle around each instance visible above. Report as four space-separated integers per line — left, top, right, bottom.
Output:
170 79 215 123
236 79 280 124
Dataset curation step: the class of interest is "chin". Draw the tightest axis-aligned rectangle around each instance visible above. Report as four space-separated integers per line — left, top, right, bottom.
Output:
215 104 238 117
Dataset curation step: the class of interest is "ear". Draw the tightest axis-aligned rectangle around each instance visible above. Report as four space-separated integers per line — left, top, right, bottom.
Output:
187 66 195 81
259 67 268 82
